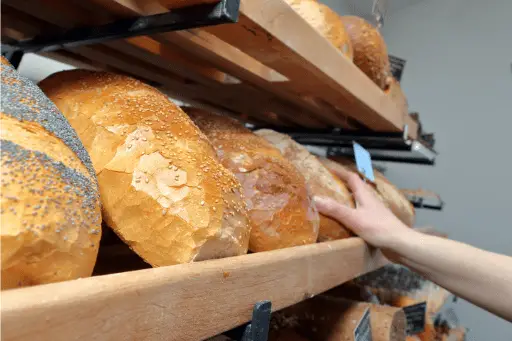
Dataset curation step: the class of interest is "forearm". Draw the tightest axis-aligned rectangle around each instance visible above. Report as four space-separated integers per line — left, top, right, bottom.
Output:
388 229 512 321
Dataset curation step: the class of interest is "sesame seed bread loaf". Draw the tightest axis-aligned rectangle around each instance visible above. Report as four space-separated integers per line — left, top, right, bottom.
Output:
254 130 354 242
39 70 251 266
0 58 102 289
285 0 353 60
188 109 319 252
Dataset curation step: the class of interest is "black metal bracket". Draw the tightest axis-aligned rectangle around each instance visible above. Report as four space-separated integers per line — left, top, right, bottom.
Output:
405 193 444 211
255 127 437 165
225 300 272 341
1 50 24 69
2 0 240 54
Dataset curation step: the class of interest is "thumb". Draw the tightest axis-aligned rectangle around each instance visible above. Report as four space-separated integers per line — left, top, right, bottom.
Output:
313 196 357 226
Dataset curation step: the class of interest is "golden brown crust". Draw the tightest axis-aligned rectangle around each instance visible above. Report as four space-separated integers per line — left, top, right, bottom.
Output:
342 16 391 89
285 0 353 60
386 77 409 117
327 157 415 227
254 130 354 242
1 58 101 289
374 170 415 227
188 109 319 252
39 70 251 266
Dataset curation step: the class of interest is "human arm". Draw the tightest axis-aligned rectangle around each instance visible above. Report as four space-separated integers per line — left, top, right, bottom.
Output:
314 172 512 321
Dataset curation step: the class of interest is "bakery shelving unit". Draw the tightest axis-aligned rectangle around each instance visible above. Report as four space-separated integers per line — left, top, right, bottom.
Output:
1 0 441 340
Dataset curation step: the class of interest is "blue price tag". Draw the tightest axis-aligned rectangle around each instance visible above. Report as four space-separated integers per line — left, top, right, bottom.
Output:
353 142 375 182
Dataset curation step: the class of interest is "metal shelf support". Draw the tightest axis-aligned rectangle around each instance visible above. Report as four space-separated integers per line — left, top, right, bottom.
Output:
2 0 240 53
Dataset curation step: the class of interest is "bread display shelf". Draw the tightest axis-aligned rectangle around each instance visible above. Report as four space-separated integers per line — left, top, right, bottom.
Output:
1 0 425 141
2 237 387 341
2 228 442 341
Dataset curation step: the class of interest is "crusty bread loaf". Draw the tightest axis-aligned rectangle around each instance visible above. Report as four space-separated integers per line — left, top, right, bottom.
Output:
342 16 391 89
1 58 101 289
319 157 386 202
254 130 354 241
326 157 415 227
373 171 415 227
386 77 409 117
39 70 251 266
188 109 319 252
285 0 353 60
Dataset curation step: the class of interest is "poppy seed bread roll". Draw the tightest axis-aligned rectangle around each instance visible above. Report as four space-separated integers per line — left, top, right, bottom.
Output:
39 70 251 266
188 109 319 252
1 58 101 289
254 129 354 242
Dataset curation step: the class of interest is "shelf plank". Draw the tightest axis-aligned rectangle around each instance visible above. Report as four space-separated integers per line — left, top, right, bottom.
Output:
205 0 405 131
1 238 387 341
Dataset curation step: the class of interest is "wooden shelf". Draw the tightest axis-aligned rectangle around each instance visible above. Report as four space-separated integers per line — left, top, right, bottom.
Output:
2 237 388 341
1 0 419 137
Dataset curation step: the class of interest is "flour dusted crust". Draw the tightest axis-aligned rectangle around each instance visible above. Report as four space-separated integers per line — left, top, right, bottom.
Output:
188 109 319 251
254 129 354 241
39 70 251 266
285 0 353 60
1 58 101 289
342 16 391 89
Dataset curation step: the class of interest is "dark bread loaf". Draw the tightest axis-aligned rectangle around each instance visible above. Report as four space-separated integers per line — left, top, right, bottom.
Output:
1 58 101 289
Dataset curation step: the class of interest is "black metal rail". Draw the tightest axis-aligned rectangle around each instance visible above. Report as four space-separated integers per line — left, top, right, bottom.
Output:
254 127 438 165
2 0 240 53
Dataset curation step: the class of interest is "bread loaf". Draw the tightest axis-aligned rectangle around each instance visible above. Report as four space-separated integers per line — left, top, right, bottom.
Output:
39 70 251 266
386 77 409 117
254 130 354 242
342 16 391 89
285 0 353 60
281 296 407 341
327 157 415 227
188 109 319 252
1 58 101 289
319 157 386 202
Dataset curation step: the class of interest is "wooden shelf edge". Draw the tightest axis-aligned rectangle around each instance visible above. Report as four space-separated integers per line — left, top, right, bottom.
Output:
1 229 445 341
1 238 386 341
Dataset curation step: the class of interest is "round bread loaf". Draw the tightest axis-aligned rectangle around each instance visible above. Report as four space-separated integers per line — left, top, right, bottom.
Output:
342 16 391 89
254 130 354 242
285 0 353 60
39 70 251 266
1 58 101 289
187 109 319 252
328 157 415 227
319 157 386 201
386 77 409 117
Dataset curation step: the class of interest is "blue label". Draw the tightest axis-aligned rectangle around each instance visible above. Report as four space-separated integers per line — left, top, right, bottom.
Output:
353 142 375 182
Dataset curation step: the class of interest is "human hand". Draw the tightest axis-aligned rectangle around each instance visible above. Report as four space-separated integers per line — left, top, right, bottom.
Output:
313 171 412 250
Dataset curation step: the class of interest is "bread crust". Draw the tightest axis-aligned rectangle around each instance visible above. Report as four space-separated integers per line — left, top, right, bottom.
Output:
342 16 391 89
39 70 251 266
188 109 319 251
255 130 354 241
1 58 101 289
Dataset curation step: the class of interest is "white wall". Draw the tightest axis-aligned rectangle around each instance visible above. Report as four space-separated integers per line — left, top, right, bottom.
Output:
379 0 512 339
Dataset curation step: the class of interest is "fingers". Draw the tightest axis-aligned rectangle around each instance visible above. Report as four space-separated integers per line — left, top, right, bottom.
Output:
345 173 375 204
313 196 357 226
